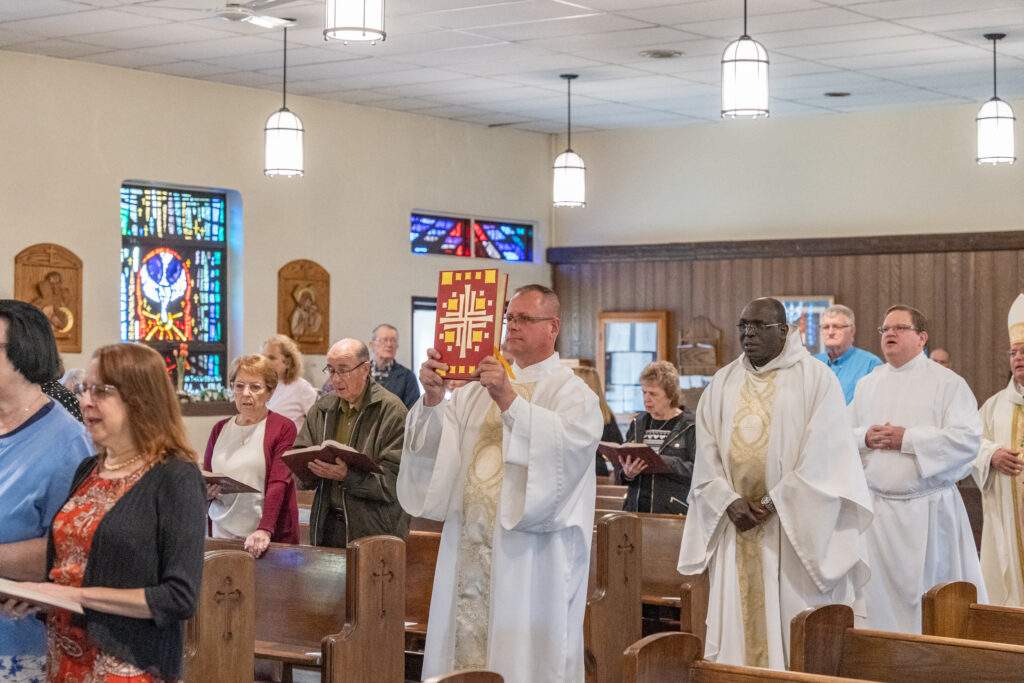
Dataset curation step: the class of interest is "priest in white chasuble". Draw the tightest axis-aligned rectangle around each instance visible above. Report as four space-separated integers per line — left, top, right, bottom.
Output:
397 284 603 683
973 294 1024 607
851 304 985 632
678 298 873 670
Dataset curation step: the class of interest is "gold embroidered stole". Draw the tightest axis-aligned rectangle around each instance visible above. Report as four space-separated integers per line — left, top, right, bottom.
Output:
727 370 777 668
1010 404 1024 592
451 383 536 670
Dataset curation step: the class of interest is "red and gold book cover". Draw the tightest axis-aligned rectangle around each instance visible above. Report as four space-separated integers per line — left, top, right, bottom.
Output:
434 268 509 380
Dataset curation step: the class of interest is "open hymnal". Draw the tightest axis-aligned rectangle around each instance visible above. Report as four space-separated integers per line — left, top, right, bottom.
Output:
201 471 259 494
596 442 672 474
0 578 83 614
282 440 383 481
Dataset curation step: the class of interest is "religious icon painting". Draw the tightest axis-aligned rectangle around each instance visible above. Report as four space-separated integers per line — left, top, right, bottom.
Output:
277 259 330 355
434 268 509 380
14 243 83 353
775 295 835 355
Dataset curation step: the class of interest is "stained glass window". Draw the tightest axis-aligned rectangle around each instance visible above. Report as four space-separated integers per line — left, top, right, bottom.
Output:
120 184 228 395
410 213 469 256
473 220 533 262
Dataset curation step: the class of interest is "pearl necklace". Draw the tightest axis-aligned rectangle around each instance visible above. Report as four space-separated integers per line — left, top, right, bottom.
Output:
103 453 144 471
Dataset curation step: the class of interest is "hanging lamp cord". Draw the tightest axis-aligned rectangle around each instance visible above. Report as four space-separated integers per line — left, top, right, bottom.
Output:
992 36 998 99
282 26 288 109
566 77 573 151
743 0 748 37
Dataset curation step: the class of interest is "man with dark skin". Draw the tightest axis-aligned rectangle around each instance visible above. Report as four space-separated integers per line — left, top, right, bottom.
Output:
725 298 787 532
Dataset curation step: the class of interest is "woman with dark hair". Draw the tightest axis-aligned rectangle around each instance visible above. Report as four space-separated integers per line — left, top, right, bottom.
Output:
5 343 205 682
620 361 696 515
205 354 299 558
0 300 91 682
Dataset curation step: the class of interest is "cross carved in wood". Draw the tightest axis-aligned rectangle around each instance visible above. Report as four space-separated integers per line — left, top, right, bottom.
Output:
214 576 243 642
616 533 636 556
372 558 396 618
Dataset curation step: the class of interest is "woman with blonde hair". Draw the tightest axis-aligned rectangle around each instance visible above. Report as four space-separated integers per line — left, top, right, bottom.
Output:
7 342 206 682
205 354 299 557
620 360 695 515
571 365 623 474
263 334 317 430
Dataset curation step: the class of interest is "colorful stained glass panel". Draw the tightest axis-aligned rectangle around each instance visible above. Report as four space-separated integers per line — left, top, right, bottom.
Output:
121 185 226 242
161 350 225 395
473 220 533 262
410 213 469 256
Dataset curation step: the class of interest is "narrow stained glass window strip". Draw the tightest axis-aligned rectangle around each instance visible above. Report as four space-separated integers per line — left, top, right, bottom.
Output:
120 184 228 395
473 220 534 262
410 213 469 256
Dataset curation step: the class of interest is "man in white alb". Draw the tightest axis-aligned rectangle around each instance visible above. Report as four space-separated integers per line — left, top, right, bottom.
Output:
851 304 985 632
678 297 873 669
397 284 603 683
973 294 1024 607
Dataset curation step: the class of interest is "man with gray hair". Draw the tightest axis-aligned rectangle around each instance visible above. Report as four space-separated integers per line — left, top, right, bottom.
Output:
370 323 420 408
294 338 409 547
814 304 882 404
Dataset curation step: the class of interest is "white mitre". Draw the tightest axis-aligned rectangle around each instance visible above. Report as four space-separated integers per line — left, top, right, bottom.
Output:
1009 294 1024 346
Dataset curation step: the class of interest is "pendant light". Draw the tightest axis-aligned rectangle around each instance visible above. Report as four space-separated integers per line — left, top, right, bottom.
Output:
324 0 385 43
553 74 585 208
264 26 304 178
976 32 1015 165
721 0 769 119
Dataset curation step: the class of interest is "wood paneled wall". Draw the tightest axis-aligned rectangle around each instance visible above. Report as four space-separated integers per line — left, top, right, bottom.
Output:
549 232 1024 404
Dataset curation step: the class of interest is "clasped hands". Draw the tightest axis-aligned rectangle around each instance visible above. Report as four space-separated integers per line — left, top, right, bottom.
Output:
865 423 906 451
419 348 515 411
726 498 772 532
991 448 1023 476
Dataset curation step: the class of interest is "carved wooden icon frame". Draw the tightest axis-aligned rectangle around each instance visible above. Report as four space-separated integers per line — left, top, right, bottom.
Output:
277 259 330 354
14 243 83 353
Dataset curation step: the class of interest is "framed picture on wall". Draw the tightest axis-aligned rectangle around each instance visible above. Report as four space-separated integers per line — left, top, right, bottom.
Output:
775 296 835 355
597 310 671 419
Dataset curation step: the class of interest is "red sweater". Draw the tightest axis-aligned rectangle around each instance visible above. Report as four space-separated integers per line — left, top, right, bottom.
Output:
203 410 299 544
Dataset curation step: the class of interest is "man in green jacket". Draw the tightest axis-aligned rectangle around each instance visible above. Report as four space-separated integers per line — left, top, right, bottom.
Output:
294 338 409 547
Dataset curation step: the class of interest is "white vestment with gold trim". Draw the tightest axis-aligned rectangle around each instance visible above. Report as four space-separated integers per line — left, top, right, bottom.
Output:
397 353 602 683
973 381 1024 607
678 330 873 670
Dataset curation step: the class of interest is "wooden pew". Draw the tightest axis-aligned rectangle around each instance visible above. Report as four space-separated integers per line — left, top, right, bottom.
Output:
322 535 406 683
922 581 1024 646
791 603 1024 681
204 536 405 682
624 632 869 683
598 484 628 498
183 549 255 683
423 671 503 683
597 495 626 511
586 512 643 683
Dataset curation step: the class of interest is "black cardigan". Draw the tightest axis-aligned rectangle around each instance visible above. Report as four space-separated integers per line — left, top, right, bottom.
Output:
46 455 206 680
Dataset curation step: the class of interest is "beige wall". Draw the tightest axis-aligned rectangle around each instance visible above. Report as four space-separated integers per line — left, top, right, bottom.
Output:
553 101 1024 246
0 51 553 451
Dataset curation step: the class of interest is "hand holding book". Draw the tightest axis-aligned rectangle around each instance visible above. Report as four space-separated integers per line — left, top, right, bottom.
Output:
0 579 83 615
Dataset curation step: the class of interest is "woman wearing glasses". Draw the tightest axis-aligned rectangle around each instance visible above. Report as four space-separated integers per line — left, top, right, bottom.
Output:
619 361 696 515
6 342 205 682
204 354 299 557
0 300 91 682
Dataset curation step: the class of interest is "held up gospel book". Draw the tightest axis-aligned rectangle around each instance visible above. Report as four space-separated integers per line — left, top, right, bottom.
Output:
434 268 509 381
596 442 673 474
282 440 383 481
0 578 83 614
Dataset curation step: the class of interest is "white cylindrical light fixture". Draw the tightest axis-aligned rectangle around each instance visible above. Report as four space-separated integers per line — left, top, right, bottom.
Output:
722 35 769 118
977 32 1015 165
265 108 304 177
324 0 385 43
553 73 585 208
553 150 586 208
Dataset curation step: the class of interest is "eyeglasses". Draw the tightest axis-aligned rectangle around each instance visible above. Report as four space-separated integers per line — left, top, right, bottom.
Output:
230 382 267 395
73 383 119 399
1009 348 1024 359
374 338 398 346
503 314 556 326
736 321 784 334
877 324 917 335
322 361 368 377
821 324 852 331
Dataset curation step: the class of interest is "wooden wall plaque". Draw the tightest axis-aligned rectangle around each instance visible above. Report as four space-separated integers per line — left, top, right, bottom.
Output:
14 243 83 353
277 259 329 354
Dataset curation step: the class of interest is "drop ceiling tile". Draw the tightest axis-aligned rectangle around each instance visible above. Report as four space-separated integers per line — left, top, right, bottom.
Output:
1 8 166 37
851 0 1023 20
74 21 234 49
365 95 440 110
412 103 491 118
4 38 108 58
618 0 821 27
320 88 397 103
470 13 652 41
450 51 606 76
118 3 214 23
0 1 92 22
757 21 919 50
203 46 365 71
325 29 505 56
778 33 959 60
390 0 522 16
260 57 408 80
165 34 283 59
340 66 469 89
369 75 512 97
147 60 233 77
677 7 872 40
520 25 700 52
894 7 1024 33
411 0 599 31
81 48 176 68
568 37 724 64
497 63 653 87
566 0 703 10
202 70 280 87
865 57 994 81
384 42 540 67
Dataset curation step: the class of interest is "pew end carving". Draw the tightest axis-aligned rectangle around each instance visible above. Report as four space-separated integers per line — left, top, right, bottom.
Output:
183 549 255 683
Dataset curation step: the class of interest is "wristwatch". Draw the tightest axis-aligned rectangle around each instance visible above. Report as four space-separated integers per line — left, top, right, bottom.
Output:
759 495 776 514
